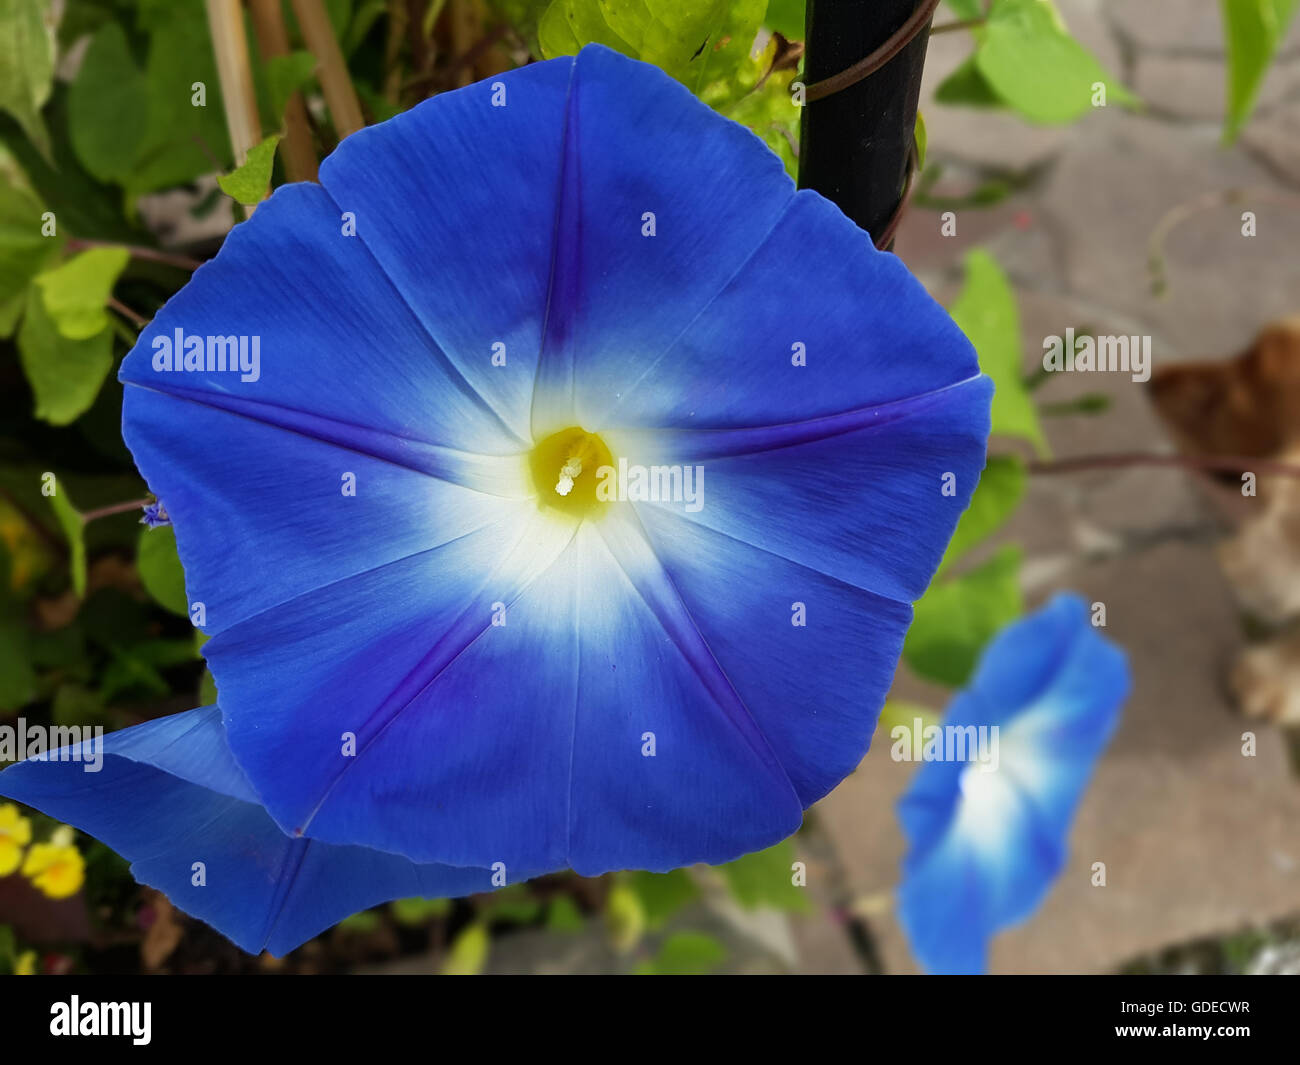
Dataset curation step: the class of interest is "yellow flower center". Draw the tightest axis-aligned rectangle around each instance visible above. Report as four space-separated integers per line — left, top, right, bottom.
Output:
529 427 614 520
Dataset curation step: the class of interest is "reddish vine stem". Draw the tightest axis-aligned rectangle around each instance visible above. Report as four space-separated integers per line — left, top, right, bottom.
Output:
930 18 985 34
81 498 153 523
1027 452 1300 480
109 297 148 328
67 238 203 272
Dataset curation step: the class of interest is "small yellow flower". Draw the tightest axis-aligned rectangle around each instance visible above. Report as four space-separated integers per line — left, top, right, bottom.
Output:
0 803 32 877
21 835 85 899
14 950 38 976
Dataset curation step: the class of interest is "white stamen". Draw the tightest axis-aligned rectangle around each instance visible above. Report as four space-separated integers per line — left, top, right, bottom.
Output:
555 456 583 496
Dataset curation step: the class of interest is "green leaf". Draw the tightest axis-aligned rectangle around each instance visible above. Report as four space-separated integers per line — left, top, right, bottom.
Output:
0 178 61 337
137 525 189 616
0 544 36 711
67 24 149 182
536 0 766 101
338 909 381 933
45 477 87 598
1039 392 1111 416
934 54 1004 109
0 0 55 157
764 0 805 38
50 683 107 728
545 895 585 933
720 63 800 178
875 698 940 739
627 868 698 930
635 932 727 975
904 545 1023 687
126 0 234 197
974 0 1136 123
0 288 24 336
325 0 352 39
198 667 218 705
390 896 451 926
265 51 317 125
442 921 490 975
100 638 197 702
490 0 546 53
937 455 1026 575
944 0 984 18
217 135 280 206
343 0 387 56
603 879 647 952
718 840 810 912
1222 0 1299 141
0 620 36 711
34 246 129 340
17 287 114 426
914 109 927 172
948 249 1047 454
480 883 542 924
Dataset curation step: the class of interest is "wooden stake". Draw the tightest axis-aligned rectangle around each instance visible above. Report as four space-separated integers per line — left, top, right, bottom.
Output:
291 0 366 139
249 0 319 182
204 0 266 213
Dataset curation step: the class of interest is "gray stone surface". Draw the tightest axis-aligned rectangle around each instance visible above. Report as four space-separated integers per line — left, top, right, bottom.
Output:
1134 51 1300 123
1242 103 1300 185
1134 54 1236 120
1107 0 1227 54
1034 115 1300 356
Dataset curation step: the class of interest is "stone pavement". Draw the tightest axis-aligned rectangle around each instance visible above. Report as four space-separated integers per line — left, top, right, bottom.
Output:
803 0 1300 974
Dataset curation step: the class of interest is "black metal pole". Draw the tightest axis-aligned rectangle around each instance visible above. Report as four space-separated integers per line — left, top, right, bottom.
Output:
798 0 934 246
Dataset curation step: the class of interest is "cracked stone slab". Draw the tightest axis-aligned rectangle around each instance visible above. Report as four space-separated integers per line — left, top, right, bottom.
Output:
1033 113 1300 355
1107 0 1228 55
1242 103 1300 186
1134 49 1300 124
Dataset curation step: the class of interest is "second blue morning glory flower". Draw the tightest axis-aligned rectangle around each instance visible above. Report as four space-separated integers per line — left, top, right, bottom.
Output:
897 593 1130 974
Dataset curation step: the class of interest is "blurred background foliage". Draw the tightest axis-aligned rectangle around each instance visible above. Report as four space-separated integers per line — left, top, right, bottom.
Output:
0 0 1293 973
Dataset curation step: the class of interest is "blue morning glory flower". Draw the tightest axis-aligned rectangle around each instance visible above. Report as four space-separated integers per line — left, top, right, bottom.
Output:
2 45 990 953
896 594 1130 975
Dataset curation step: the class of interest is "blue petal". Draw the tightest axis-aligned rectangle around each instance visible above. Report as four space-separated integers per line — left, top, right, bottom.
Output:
0 708 539 956
318 54 576 442
577 192 985 436
119 179 536 635
630 503 913 805
570 515 804 872
212 513 577 866
898 767 1059 974
121 383 528 635
529 45 796 435
896 594 1130 974
606 376 993 604
120 181 523 452
213 515 802 871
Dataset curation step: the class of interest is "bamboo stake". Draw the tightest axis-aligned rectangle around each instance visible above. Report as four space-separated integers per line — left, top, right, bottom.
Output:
249 0 319 182
204 0 266 213
291 0 366 139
